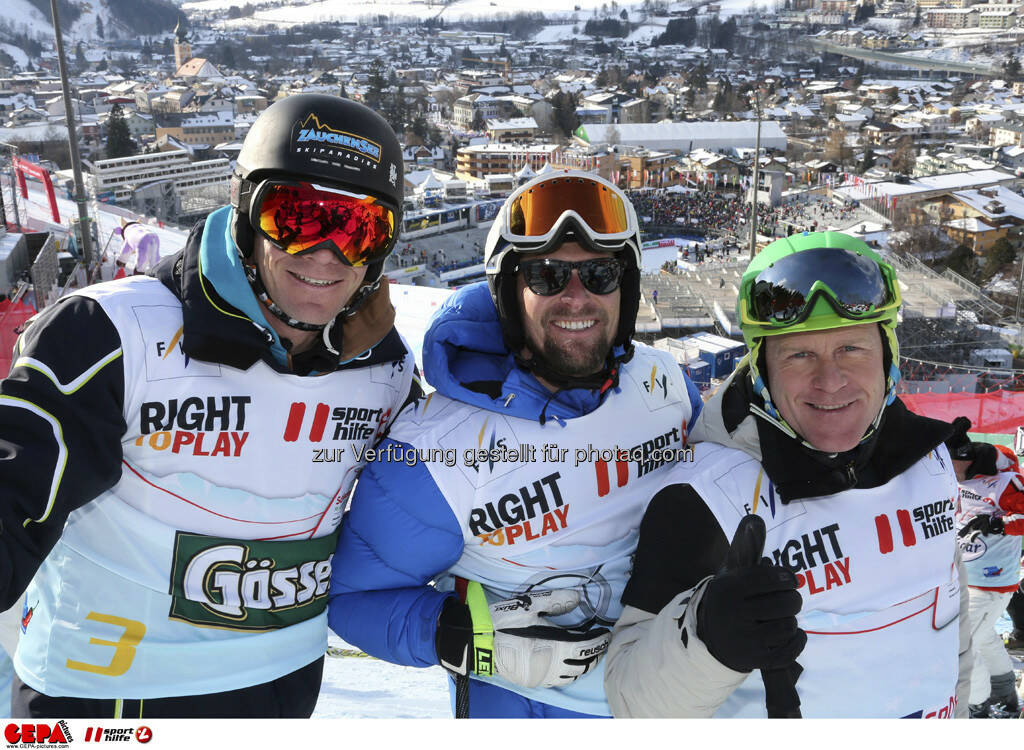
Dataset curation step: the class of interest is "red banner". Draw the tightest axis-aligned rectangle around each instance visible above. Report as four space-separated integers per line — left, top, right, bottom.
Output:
0 300 36 376
901 391 1024 435
14 157 60 223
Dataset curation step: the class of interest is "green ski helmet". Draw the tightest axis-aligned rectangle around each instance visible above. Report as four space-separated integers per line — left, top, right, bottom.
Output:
737 231 903 444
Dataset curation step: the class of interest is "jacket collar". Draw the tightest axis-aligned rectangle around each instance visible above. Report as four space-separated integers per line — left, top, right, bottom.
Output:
423 282 607 421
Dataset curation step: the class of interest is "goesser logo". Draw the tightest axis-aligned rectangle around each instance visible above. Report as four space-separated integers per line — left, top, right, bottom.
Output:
4 722 72 745
82 726 152 743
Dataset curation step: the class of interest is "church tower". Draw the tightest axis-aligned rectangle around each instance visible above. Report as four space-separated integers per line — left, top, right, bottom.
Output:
173 14 192 72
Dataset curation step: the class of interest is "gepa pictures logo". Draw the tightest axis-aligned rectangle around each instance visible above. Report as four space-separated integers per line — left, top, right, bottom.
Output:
5 722 72 747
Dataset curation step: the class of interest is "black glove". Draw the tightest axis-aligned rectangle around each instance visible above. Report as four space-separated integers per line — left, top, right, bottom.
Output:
945 416 972 459
696 514 806 673
959 514 1004 542
945 417 998 478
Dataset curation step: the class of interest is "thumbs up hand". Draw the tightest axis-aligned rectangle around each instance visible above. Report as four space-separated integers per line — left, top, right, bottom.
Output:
695 514 806 673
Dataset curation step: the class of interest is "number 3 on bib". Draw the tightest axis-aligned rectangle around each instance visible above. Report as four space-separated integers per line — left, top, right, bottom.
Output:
65 612 147 676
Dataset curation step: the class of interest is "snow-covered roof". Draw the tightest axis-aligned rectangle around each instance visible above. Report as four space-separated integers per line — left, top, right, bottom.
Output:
950 185 1024 221
945 217 992 233
578 120 787 152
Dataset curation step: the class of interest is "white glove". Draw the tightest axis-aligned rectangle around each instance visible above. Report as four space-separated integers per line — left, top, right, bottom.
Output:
489 590 610 689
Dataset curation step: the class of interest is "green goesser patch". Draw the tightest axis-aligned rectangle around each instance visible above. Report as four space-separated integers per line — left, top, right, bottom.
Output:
168 529 340 631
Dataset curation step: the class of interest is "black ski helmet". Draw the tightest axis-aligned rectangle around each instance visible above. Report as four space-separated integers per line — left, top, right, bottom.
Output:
230 93 405 288
484 171 642 355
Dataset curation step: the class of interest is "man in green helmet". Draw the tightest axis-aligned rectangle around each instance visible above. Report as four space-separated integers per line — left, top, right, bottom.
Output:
603 231 972 717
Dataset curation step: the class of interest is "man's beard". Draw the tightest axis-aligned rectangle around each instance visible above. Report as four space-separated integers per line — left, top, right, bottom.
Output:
524 319 615 379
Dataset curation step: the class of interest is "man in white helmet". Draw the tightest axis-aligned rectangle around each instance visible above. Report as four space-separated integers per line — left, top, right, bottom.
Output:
328 172 704 717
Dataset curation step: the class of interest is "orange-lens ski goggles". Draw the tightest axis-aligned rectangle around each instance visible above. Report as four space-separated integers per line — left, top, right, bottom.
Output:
506 176 632 241
252 181 397 266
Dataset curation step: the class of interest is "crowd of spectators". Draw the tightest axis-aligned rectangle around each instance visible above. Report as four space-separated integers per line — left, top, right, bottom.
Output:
627 189 864 240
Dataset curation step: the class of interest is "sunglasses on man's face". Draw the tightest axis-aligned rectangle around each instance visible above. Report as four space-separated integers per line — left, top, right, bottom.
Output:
517 257 624 296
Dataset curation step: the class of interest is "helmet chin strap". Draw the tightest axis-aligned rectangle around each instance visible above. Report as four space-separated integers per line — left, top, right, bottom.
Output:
243 259 384 335
515 343 633 394
244 261 325 331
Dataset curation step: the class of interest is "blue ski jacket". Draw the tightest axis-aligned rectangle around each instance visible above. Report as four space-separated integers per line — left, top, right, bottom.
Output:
327 282 703 715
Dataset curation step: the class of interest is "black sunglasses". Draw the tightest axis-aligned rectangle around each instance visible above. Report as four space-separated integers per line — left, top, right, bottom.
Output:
517 258 624 296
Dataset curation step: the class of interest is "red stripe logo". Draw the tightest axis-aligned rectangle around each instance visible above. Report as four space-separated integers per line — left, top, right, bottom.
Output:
283 402 306 442
896 509 917 547
875 511 917 554
283 402 331 442
595 459 629 497
874 514 893 554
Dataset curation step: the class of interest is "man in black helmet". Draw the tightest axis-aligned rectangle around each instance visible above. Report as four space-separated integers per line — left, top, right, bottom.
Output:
0 94 418 717
327 172 704 717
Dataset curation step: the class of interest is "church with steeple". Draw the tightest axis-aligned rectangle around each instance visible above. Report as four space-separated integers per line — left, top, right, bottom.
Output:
172 13 221 81
173 14 191 71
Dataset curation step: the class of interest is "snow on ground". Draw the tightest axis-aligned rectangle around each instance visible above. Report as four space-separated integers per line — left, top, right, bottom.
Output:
625 20 669 44
0 43 28 69
532 19 666 44
706 0 773 17
188 0 769 29
314 635 450 718
388 283 453 366
219 0 654 25
532 24 579 43
10 176 192 260
863 18 908 33
0 0 55 40
313 608 1023 718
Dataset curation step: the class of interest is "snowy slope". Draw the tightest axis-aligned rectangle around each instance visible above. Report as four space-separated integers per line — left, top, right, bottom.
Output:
0 43 29 68
0 0 56 39
0 0 166 44
186 0 653 25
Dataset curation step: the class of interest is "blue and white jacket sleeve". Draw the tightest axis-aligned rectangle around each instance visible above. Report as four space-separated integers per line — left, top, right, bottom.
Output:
328 437 465 667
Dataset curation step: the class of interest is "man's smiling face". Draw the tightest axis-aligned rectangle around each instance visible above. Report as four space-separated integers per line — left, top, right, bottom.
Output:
253 234 368 327
763 324 886 453
516 241 620 388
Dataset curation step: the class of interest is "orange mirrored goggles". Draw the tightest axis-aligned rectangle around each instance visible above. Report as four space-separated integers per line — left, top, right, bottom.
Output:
506 176 632 242
251 180 397 266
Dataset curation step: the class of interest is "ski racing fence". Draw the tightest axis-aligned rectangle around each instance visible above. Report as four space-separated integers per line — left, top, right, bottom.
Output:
899 356 1024 449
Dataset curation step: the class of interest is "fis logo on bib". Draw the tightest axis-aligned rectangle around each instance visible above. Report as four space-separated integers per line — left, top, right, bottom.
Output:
168 531 338 631
4 722 72 747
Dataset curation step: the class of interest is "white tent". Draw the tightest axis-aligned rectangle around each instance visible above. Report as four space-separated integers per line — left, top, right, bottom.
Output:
515 162 536 181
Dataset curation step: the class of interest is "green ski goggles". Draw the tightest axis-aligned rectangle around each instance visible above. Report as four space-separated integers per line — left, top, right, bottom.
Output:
739 246 901 331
